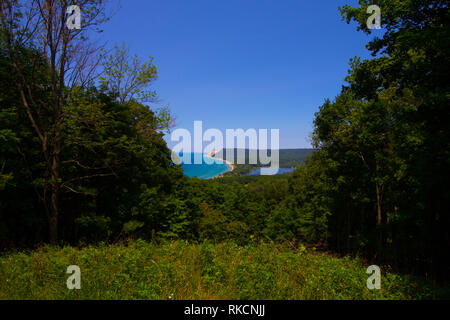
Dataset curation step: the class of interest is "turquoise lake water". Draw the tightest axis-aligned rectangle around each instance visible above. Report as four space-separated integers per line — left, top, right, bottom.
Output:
179 153 296 179
180 153 231 179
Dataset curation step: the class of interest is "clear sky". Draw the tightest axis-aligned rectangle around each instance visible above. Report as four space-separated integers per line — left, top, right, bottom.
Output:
99 0 378 149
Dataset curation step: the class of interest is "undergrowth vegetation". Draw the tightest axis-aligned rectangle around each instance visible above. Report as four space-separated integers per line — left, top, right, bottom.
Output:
0 240 442 300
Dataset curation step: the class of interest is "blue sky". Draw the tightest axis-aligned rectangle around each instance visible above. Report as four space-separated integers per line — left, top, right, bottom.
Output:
99 0 379 149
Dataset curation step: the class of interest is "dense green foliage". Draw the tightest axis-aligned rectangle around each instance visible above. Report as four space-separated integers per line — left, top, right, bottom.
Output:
318 0 450 281
0 42 183 247
0 240 442 300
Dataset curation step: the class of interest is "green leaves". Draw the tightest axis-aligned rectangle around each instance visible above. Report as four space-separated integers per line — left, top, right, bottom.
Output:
305 0 450 280
123 220 145 234
99 43 158 104
98 43 174 132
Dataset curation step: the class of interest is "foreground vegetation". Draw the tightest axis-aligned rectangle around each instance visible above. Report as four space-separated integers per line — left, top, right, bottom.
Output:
0 240 444 300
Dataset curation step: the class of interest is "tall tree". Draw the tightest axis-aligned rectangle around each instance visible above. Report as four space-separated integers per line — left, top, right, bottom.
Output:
0 0 108 244
339 0 449 280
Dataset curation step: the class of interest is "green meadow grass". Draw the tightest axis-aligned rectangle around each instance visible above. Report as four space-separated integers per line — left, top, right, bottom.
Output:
0 240 441 300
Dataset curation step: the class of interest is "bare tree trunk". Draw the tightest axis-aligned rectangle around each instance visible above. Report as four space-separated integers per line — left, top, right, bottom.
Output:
1 0 109 245
49 151 60 244
374 159 384 257
49 188 58 245
376 183 382 226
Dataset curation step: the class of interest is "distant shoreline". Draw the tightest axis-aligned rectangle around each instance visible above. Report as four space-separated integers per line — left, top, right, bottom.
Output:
205 150 235 178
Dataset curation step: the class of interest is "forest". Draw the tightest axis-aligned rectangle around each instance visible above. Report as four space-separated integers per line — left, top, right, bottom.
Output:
0 0 449 299
219 148 314 176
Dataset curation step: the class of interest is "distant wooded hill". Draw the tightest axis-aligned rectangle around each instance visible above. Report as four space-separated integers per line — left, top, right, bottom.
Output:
215 148 315 176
